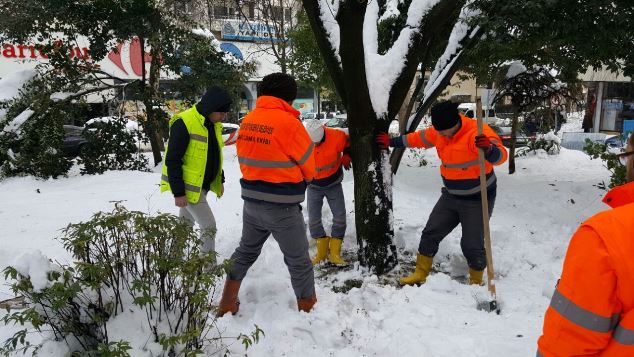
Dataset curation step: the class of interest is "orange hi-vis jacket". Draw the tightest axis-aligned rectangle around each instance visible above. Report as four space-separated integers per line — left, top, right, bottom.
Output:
537 181 634 357
399 114 507 197
237 96 316 204
311 127 350 187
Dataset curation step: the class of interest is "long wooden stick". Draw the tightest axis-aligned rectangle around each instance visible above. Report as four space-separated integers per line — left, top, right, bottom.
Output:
475 99 497 301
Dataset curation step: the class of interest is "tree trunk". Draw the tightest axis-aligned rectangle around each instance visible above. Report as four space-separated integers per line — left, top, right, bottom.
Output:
138 36 162 166
508 105 519 174
339 2 397 274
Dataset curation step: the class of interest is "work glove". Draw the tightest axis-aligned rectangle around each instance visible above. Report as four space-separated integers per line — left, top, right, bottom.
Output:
376 132 391 150
475 134 493 153
341 154 352 170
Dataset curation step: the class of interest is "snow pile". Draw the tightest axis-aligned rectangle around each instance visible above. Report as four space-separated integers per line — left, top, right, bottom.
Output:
12 251 62 292
559 111 584 134
364 0 441 117
2 109 35 137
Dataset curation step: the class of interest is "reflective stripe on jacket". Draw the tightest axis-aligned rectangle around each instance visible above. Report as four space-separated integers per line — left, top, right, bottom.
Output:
311 127 349 187
402 114 507 196
160 106 224 204
237 96 316 204
537 181 634 356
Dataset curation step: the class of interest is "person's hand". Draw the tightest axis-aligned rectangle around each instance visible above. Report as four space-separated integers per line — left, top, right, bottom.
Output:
175 196 188 208
376 132 391 150
341 154 352 170
475 134 493 153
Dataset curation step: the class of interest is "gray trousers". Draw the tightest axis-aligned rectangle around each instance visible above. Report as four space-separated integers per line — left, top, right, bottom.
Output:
307 183 347 239
180 191 217 255
418 191 496 271
228 201 315 299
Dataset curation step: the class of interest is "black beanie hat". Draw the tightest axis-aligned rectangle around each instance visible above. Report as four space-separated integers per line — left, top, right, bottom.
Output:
431 101 461 130
259 72 298 102
196 86 232 118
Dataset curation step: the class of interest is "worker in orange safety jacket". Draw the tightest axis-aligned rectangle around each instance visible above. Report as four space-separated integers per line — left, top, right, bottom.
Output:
376 101 507 286
537 132 634 356
217 73 317 316
303 119 351 266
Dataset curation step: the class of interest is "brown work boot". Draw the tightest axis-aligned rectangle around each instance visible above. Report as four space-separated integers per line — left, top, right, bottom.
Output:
297 293 317 313
216 279 241 317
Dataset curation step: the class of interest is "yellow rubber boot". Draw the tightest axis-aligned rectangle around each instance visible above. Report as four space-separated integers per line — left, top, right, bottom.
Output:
327 237 348 266
311 237 330 265
399 254 433 285
469 268 484 285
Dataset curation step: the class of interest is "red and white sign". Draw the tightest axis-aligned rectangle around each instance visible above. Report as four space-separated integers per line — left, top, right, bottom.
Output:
0 37 155 80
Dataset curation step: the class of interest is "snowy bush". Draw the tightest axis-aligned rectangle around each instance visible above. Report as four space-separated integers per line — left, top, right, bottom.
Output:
583 139 626 189
516 131 561 157
0 74 75 179
79 117 149 175
1 205 262 356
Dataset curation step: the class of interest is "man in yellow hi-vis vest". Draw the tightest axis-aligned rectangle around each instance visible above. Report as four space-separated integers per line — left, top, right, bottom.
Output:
160 86 232 257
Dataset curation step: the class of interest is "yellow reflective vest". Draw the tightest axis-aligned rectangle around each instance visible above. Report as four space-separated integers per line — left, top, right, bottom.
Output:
160 106 224 204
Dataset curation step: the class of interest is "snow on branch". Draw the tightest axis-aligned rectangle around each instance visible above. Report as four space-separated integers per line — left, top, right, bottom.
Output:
406 2 479 131
2 109 35 138
364 0 440 118
192 28 244 65
317 0 342 64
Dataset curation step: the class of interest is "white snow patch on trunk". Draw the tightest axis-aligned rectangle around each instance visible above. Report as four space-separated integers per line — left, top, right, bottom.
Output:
420 3 480 123
317 0 342 64
364 0 440 117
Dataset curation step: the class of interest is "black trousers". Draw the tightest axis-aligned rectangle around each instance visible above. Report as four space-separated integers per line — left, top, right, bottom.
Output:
418 191 495 271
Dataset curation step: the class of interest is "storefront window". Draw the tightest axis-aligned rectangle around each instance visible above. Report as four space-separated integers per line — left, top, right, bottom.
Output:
600 82 634 132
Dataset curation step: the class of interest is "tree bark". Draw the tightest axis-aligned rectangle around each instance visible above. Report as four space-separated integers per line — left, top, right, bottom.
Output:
339 1 397 273
509 105 519 174
138 36 162 166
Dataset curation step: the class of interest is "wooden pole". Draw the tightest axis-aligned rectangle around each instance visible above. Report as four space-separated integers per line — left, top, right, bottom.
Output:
475 98 498 305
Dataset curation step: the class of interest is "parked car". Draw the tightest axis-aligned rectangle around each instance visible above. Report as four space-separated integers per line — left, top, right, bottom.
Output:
302 112 338 124
490 125 534 147
222 123 239 145
62 125 88 157
325 114 347 128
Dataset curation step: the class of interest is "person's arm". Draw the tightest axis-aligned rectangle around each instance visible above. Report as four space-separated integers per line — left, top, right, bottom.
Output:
377 129 437 149
537 226 619 356
165 119 189 197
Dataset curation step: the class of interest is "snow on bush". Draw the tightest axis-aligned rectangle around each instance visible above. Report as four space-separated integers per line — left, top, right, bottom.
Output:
11 250 63 292
517 130 561 156
1 205 262 356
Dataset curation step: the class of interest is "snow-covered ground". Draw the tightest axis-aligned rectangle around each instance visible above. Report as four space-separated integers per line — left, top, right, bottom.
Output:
0 115 612 356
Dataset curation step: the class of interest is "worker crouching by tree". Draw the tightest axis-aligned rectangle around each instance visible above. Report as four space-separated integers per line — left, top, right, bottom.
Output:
376 101 507 285
537 132 634 356
217 73 317 316
303 119 351 266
